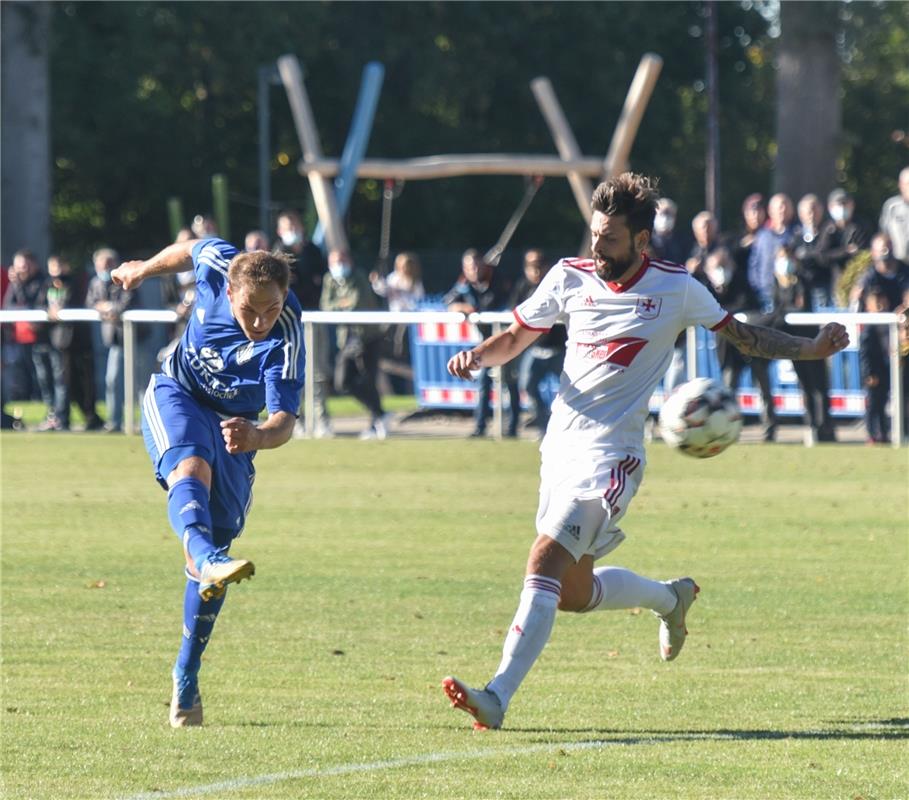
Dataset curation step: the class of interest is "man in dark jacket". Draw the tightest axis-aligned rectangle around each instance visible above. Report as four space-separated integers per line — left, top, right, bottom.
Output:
275 209 331 436
816 188 871 303
3 249 49 410
86 247 134 432
859 286 892 443
509 250 566 436
44 255 104 431
445 249 518 437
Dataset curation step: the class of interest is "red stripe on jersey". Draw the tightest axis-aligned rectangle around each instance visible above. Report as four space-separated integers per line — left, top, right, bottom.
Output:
513 307 551 332
710 313 733 332
562 257 596 271
649 257 686 272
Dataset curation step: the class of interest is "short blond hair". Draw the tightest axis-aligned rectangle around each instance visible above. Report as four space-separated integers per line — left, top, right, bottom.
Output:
228 250 292 292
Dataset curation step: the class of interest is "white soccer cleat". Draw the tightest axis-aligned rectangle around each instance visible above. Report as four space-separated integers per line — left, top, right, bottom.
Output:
442 676 504 731
197 553 255 601
657 577 700 662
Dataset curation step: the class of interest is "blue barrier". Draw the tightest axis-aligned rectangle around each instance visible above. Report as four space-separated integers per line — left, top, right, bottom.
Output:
409 305 865 418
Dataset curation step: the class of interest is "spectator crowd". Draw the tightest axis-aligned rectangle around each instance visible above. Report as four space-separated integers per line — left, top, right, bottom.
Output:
3 166 908 444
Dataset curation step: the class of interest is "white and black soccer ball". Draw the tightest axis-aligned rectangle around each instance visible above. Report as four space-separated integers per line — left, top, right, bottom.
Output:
658 377 743 458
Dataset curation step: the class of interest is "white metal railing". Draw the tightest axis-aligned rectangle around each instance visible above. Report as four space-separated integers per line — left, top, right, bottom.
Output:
0 308 903 446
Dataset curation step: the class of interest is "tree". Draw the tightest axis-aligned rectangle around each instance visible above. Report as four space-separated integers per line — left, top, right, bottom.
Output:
1 1 51 265
773 1 841 204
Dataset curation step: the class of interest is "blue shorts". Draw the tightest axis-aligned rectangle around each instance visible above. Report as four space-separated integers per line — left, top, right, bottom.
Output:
141 374 256 542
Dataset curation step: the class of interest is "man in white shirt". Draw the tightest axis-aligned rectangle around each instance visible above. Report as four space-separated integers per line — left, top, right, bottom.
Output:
441 172 850 731
879 167 909 262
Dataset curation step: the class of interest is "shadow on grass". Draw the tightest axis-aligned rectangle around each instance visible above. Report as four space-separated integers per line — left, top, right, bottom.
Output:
508 719 909 742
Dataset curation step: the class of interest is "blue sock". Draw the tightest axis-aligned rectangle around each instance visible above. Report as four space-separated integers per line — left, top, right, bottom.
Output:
175 578 227 678
167 477 216 570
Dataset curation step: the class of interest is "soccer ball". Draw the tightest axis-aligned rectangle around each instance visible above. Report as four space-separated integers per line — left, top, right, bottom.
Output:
658 377 743 458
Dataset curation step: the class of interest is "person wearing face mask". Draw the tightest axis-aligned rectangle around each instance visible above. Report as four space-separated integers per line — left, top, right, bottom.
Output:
816 189 871 303
86 247 135 432
321 249 388 439
794 194 833 309
763 244 836 443
852 232 909 312
648 198 689 264
701 247 758 399
274 209 331 436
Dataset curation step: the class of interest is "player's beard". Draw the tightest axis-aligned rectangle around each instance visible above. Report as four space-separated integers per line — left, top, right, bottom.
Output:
594 243 637 282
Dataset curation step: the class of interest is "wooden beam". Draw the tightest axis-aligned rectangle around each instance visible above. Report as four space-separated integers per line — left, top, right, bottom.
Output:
530 77 593 223
601 53 663 179
277 54 350 253
296 154 606 181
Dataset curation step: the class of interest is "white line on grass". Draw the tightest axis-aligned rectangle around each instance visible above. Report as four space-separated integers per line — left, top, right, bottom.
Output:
119 737 668 800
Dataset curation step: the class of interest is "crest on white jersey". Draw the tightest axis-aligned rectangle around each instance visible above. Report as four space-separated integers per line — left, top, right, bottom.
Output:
236 342 255 365
634 296 662 319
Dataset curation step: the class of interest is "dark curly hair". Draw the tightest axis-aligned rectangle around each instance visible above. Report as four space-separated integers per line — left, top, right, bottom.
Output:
590 172 661 238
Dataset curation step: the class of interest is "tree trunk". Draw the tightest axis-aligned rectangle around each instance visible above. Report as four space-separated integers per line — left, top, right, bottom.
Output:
1 1 51 266
774 2 841 204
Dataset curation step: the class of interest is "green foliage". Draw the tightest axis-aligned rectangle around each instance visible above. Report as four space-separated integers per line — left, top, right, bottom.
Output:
838 1 909 218
836 248 871 307
2 435 907 798
48 2 906 268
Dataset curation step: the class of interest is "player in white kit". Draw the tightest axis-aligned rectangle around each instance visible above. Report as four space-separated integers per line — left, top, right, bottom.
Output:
442 173 849 730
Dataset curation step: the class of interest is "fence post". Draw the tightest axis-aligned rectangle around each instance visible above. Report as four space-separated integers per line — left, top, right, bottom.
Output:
889 321 902 447
686 326 698 380
492 321 504 439
303 319 315 438
123 318 135 435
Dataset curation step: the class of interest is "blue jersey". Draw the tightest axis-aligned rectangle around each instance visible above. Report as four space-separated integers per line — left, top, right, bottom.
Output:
162 238 305 419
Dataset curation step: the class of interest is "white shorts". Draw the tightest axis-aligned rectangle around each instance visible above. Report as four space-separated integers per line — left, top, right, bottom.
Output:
535 452 644 562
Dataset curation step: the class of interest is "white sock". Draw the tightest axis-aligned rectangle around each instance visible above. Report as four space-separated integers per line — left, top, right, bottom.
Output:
581 566 676 615
486 575 561 709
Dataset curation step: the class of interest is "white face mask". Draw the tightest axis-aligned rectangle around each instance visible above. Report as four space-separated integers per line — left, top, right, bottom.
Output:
329 263 352 281
653 213 675 234
774 257 795 278
280 231 302 247
830 205 851 223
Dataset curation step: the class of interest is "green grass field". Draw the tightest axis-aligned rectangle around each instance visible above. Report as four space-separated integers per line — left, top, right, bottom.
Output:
2 434 907 800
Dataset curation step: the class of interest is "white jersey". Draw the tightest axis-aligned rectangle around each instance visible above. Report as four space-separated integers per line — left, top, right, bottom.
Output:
514 255 731 460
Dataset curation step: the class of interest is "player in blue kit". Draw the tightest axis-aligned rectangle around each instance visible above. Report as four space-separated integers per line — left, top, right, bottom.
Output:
112 238 304 727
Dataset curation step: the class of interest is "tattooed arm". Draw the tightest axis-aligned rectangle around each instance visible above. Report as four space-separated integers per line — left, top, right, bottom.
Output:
717 317 850 360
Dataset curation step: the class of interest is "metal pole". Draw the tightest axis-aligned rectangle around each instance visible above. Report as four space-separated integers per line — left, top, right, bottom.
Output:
492 321 504 439
705 0 721 223
166 197 184 242
889 322 902 447
123 319 135 435
258 65 272 236
313 61 385 248
212 174 230 242
686 326 698 380
303 320 315 439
